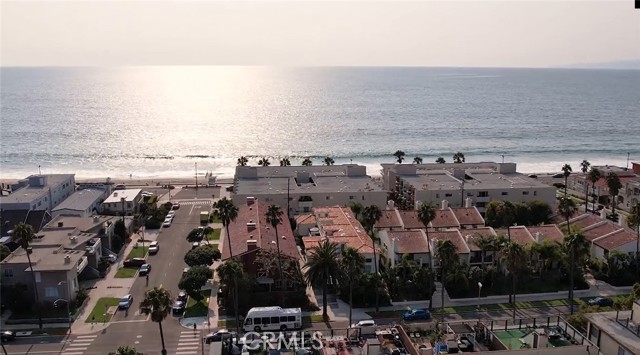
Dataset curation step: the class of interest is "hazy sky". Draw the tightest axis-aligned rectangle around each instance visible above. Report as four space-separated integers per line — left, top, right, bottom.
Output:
2 0 639 67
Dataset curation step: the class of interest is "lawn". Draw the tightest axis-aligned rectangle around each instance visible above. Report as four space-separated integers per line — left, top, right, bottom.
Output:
184 290 211 318
115 267 138 278
85 297 120 323
126 245 148 259
210 214 221 223
207 228 221 241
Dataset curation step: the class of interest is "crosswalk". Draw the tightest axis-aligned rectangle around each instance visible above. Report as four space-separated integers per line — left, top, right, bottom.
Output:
176 330 202 355
61 334 98 355
179 200 212 206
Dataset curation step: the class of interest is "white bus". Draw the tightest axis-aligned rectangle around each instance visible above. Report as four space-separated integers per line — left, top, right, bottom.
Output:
242 306 302 332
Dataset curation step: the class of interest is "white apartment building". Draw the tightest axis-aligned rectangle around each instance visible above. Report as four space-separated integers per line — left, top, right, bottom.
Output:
232 165 387 215
0 174 75 213
381 162 556 213
51 188 107 218
101 189 143 215
586 300 640 355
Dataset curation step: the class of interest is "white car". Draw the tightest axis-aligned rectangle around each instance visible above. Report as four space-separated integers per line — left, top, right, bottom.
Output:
167 211 176 219
351 319 376 328
162 219 172 227
148 241 159 254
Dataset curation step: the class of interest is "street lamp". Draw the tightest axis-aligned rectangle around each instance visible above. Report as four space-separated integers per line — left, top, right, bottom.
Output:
477 282 483 311
56 281 72 335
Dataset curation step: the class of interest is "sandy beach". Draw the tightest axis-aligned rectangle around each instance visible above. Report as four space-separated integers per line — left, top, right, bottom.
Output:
1 175 234 190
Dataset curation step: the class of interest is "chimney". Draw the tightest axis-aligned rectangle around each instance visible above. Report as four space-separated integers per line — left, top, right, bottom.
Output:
618 215 625 227
600 209 606 219
93 216 99 222
386 200 395 210
246 197 255 205
465 198 472 208
114 192 118 197
64 255 71 264
535 232 543 243
247 221 257 231
58 221 64 228
441 200 449 210
247 239 258 251
27 246 33 255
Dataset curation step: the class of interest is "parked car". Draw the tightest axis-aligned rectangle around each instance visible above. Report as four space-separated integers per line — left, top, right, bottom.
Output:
148 241 159 254
139 264 152 276
172 301 185 315
552 173 564 178
162 218 172 228
588 297 614 307
118 294 133 309
204 329 236 344
177 291 188 302
123 258 146 267
1 330 16 343
172 202 181 210
182 267 190 275
106 253 118 264
114 184 126 190
351 319 376 328
167 211 176 219
192 242 200 249
403 308 431 321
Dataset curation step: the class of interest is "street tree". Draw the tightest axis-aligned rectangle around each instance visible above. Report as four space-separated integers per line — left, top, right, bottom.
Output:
436 157 446 164
216 259 244 336
413 156 423 164
0 244 10 261
302 157 313 166
626 202 640 275
606 173 622 216
341 247 365 326
279 157 291 166
12 223 43 330
257 157 271 167
323 157 335 166
304 240 341 320
178 265 213 301
362 205 382 311
109 345 145 355
213 197 239 258
184 245 221 267
265 205 285 296
186 228 204 243
140 287 172 354
417 201 437 310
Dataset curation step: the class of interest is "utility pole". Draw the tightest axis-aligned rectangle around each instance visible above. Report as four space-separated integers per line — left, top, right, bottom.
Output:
195 163 198 192
287 178 290 219
501 155 504 164
627 152 630 170
38 165 41 175
460 180 465 207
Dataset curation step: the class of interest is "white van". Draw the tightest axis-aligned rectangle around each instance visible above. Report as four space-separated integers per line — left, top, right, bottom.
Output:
242 306 302 332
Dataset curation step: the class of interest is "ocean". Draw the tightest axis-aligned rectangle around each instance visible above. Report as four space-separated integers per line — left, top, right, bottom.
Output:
1 66 639 180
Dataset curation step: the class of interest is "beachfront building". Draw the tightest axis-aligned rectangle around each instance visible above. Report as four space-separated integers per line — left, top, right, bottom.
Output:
585 300 640 355
560 213 638 259
51 188 107 218
221 197 301 290
569 163 640 213
101 189 143 215
0 174 75 213
301 206 380 273
381 162 556 214
232 164 387 216
1 210 52 247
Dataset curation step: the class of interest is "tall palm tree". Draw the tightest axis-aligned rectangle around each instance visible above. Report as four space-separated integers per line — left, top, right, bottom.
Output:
279 157 291 166
302 157 313 166
561 164 572 196
436 157 446 164
564 232 589 315
347 201 364 221
413 157 423 165
323 157 335 166
501 241 526 321
435 239 457 322
213 198 239 259
580 160 591 212
417 201 437 310
453 152 465 163
626 202 640 275
606 172 622 216
341 247 365 326
500 201 516 242
587 168 602 211
237 156 248 166
265 205 285 296
362 205 382 311
216 259 244 335
475 234 496 272
303 240 341 320
140 287 172 353
257 157 271 167
12 223 43 330
393 150 405 164
558 197 577 233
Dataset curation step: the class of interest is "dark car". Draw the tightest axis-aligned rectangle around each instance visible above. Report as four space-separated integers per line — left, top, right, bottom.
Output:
588 297 614 307
403 308 431 321
172 202 181 210
552 173 564 178
123 258 147 267
139 264 151 276
1 330 16 343
172 301 185 315
204 329 236 344
177 291 188 302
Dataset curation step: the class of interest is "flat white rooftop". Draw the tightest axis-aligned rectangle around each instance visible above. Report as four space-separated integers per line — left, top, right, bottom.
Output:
103 189 142 203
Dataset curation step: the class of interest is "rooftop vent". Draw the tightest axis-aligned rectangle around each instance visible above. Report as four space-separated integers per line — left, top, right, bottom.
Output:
64 255 71 264
58 221 64 228
247 222 257 231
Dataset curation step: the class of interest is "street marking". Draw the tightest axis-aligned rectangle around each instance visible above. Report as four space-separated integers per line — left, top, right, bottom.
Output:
61 352 85 355
64 347 88 350
111 319 149 323
76 335 98 339
176 346 199 350
176 352 198 355
69 342 92 346
137 335 143 338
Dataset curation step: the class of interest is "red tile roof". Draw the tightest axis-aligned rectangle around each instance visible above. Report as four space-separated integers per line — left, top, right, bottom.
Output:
451 207 485 226
295 214 316 225
374 210 403 229
430 230 470 253
593 230 638 250
387 230 429 254
582 223 622 242
460 227 498 252
431 209 460 229
527 225 565 244
568 214 605 230
303 206 377 254
397 210 425 230
222 200 299 261
495 226 535 247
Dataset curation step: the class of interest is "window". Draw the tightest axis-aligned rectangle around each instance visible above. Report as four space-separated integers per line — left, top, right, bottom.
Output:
522 191 529 195
533 191 537 196
254 318 261 325
445 193 452 197
270 317 279 324
280 316 288 322
127 202 132 208
589 325 599 344
436 194 440 199
261 317 270 325
618 346 630 355
477 191 488 197
349 196 354 200
326 196 330 200
288 316 295 322
476 202 486 208
35 272 41 283
501 192 508 196
245 318 253 325
38 201 42 206
365 258 372 262
3 269 13 277
361 196 365 201
45 287 59 298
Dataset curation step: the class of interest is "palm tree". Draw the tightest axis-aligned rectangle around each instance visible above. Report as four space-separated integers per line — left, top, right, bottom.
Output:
304 240 341 320
347 201 364 221
323 157 335 166
627 202 640 275
417 201 437 310
213 198 238 259
237 156 248 166
501 241 526 320
563 232 589 314
606 172 622 217
265 205 285 296
436 157 446 164
531 240 561 275
558 196 577 234
257 157 271 167
393 150 405 164
435 239 457 322
453 152 465 163
12 223 43 330
413 157 423 164
279 157 291 166
580 160 591 212
302 157 313 166
475 234 496 272
341 247 365 326
500 201 516 241
587 168 602 211
561 164 572 196
216 259 244 335
140 287 172 353
362 205 382 311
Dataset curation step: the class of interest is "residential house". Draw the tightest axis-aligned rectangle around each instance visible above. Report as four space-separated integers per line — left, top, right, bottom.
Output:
560 213 638 259
429 230 471 265
461 227 498 266
101 189 143 215
51 188 107 218
221 198 300 290
43 215 132 253
378 230 432 267
294 214 318 238
569 164 640 212
1 210 52 252
495 226 536 249
0 174 75 213
585 300 640 355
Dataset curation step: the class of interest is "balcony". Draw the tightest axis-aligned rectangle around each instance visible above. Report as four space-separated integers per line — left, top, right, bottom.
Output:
77 256 88 274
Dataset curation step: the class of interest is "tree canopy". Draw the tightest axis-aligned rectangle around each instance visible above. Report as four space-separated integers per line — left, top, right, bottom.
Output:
184 245 221 267
178 265 213 301
109 345 145 355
